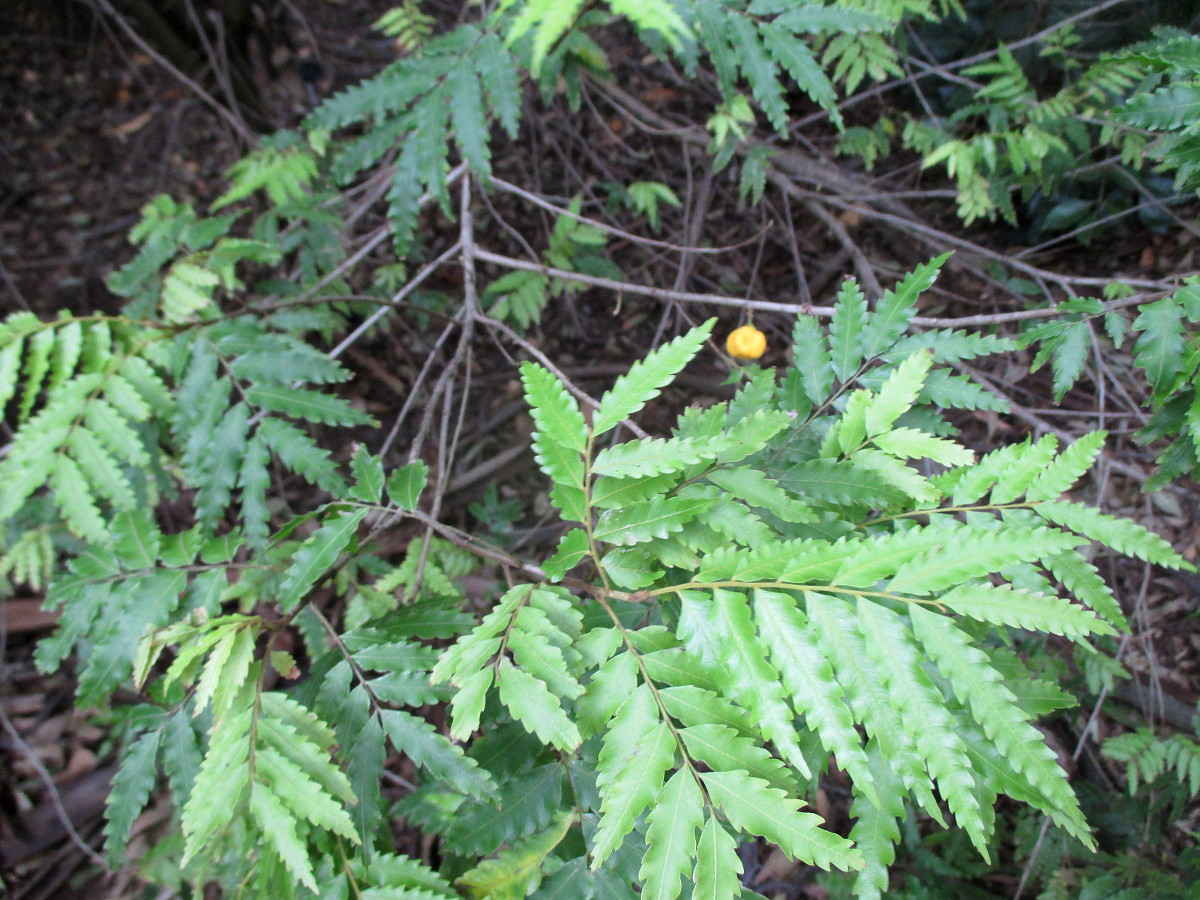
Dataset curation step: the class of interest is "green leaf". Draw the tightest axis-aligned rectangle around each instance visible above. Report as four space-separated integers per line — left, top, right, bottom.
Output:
909 605 1093 847
255 745 358 841
350 446 386 503
591 686 675 866
870 427 974 466
592 435 715 478
701 769 862 871
935 583 1115 639
692 814 743 900
592 320 715 434
457 811 574 900
448 66 490 176
1035 499 1190 569
446 764 563 856
593 495 710 546
246 384 375 426
708 468 816 524
790 315 833 405
249 780 317 892
855 599 985 854
1042 549 1128 629
1026 431 1106 501
865 351 932 436
497 659 581 752
638 769 704 900
542 528 591 581
761 24 840 127
104 729 162 867
1132 297 1186 397
754 590 874 801
780 458 908 508
279 507 368 611
521 361 588 453
380 708 497 798
387 460 430 510
861 254 949 358
829 278 867 381
888 526 1080 595
682 589 810 777
476 34 521 137
678 723 798 794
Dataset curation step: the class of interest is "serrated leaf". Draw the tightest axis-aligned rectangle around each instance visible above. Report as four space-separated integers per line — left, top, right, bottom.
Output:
448 66 490 176
866 351 932 436
692 813 743 900
936 583 1115 639
701 769 862 871
780 458 908 508
592 436 715 478
380 708 496 798
1042 549 1128 629
104 729 162 867
387 460 429 510
908 605 1093 847
593 495 710 546
520 361 588 454
350 446 386 503
861 254 949 358
279 508 368 611
249 781 317 891
591 687 674 866
457 811 574 900
870 427 974 466
754 590 874 801
255 745 359 841
829 278 866 381
496 659 581 752
683 589 810 777
592 320 714 434
639 769 703 900
446 764 563 856
1035 499 1190 569
246 383 375 426
888 526 1080 595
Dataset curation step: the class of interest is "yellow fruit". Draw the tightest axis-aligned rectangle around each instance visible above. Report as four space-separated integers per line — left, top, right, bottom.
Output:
726 324 767 360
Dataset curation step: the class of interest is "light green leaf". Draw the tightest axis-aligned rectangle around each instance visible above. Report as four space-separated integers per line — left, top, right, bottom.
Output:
593 495 710 546
829 278 866 381
692 813 743 900
754 590 874 801
520 361 588 454
701 769 862 871
387 460 430 510
870 427 974 466
591 686 674 866
888 526 1080 595
639 769 704 900
592 320 715 434
496 659 581 752
1026 431 1106 501
1035 499 1191 569
865 351 933 436
249 781 317 892
936 583 1115 639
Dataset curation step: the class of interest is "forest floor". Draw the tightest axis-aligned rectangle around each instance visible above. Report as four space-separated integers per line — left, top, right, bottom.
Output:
2 2 1199 898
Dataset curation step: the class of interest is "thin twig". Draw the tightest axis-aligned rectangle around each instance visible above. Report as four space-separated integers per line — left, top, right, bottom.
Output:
0 703 107 870
473 247 1169 328
87 0 256 145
